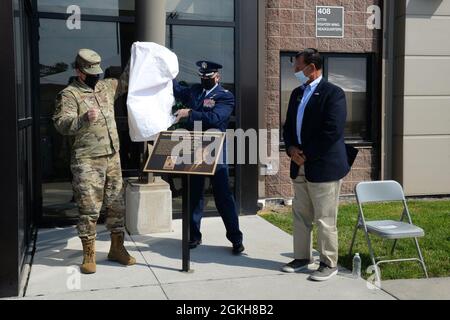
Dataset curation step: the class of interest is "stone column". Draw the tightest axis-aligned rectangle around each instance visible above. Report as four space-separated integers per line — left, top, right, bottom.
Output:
136 0 166 46
126 0 172 235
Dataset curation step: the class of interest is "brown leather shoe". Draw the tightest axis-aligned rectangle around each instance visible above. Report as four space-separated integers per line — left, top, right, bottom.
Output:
108 232 136 266
80 238 96 274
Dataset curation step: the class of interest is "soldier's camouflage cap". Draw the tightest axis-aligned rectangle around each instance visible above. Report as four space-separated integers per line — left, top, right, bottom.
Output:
75 49 103 75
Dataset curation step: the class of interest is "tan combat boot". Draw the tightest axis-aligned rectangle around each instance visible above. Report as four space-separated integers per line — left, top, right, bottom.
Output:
108 232 136 266
80 238 96 274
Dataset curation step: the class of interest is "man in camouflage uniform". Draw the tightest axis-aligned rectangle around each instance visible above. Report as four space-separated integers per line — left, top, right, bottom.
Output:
53 49 136 274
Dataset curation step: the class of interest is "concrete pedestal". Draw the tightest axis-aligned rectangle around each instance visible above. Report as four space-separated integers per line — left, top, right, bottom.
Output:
126 177 173 235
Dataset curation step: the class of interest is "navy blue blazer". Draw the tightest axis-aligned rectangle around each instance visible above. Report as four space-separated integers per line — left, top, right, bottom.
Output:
283 79 351 183
173 80 234 133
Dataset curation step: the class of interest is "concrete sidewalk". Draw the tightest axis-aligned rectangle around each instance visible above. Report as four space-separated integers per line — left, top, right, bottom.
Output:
20 216 394 300
382 278 450 300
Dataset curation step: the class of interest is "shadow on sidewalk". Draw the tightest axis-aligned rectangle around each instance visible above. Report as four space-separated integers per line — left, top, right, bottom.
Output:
131 236 319 274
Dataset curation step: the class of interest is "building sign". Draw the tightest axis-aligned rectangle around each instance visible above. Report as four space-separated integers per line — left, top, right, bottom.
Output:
144 131 226 176
316 6 345 38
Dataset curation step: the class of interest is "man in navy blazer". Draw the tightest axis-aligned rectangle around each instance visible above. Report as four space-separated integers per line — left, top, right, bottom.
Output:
282 49 350 281
173 61 244 256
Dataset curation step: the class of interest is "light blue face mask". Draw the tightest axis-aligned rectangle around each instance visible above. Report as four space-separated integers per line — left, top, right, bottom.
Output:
295 70 310 86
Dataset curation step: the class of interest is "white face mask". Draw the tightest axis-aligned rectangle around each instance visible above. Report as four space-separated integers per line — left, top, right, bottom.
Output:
295 69 310 86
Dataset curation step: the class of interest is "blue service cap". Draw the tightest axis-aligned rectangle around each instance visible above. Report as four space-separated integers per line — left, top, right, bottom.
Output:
196 60 223 77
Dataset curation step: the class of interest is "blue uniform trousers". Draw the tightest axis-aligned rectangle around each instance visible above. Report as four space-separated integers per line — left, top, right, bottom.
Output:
189 164 243 245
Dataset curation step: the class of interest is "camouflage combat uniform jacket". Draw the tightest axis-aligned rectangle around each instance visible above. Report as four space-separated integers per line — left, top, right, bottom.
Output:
53 66 129 160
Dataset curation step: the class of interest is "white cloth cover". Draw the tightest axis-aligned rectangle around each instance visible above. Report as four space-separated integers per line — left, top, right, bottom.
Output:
127 42 179 142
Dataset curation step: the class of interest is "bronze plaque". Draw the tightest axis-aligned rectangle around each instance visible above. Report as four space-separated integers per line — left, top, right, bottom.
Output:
144 131 226 176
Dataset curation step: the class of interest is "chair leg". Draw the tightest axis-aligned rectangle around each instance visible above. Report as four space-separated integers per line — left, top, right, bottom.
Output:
413 238 429 279
349 221 360 256
391 240 398 256
364 231 381 283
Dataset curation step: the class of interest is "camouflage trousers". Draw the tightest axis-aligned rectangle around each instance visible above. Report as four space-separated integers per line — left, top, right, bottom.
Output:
71 152 125 240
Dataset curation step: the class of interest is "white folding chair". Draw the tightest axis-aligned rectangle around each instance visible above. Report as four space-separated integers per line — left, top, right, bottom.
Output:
349 181 429 282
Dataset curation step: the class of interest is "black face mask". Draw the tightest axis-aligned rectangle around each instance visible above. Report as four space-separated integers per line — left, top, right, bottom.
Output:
83 74 100 90
201 78 216 91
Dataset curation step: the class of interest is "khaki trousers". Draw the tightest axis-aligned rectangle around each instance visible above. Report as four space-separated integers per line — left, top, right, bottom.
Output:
292 167 342 268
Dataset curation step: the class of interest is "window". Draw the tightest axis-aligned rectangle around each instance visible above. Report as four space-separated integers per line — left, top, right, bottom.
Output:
327 56 370 141
38 0 135 16
280 52 374 145
38 0 234 20
166 0 234 22
167 25 234 89
166 0 236 93
39 19 130 95
13 0 35 260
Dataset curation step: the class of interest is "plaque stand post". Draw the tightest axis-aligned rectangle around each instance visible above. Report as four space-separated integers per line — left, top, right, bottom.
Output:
181 175 191 273
144 131 226 274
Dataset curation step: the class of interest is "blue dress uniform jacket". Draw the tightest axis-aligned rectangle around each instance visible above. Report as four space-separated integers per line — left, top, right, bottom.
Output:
173 81 243 245
173 81 234 133
283 79 350 183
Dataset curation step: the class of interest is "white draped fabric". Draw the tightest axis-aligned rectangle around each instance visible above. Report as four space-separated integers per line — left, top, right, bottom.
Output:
127 42 179 142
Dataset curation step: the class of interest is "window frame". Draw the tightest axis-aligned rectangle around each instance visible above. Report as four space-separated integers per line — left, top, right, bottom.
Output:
279 51 376 150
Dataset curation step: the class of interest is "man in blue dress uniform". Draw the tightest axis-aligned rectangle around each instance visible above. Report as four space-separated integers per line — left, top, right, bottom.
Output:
173 61 245 255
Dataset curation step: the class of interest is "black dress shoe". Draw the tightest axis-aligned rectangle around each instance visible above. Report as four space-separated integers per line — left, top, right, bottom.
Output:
232 243 245 255
189 239 202 249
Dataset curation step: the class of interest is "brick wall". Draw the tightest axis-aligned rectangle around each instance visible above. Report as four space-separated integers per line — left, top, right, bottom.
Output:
264 0 382 199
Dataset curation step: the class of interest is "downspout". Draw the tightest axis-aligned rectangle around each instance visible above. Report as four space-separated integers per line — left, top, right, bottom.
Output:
381 0 395 180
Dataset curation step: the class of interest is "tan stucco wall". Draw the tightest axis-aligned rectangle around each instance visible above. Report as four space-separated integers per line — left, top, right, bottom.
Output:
394 0 450 195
